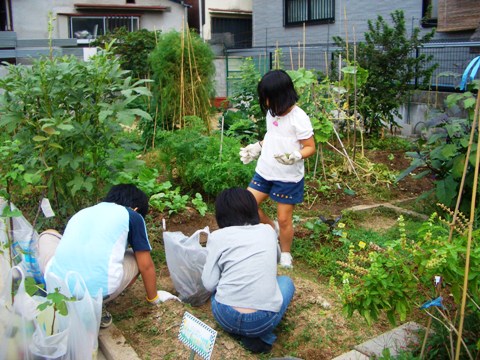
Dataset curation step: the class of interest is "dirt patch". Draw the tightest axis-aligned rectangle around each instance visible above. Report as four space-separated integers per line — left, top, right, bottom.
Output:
108 267 391 359
107 147 432 359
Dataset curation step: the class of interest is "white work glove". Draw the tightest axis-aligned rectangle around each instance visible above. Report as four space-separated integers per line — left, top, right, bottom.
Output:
146 290 181 304
239 142 262 164
274 151 302 165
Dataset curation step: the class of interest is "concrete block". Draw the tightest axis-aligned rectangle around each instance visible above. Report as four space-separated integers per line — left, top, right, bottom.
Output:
353 322 424 358
98 323 141 360
332 350 370 360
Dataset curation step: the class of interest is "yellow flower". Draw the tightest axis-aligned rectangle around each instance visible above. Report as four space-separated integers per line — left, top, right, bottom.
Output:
337 223 346 229
358 241 366 249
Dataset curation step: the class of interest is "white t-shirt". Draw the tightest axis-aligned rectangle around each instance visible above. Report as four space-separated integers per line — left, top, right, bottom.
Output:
256 105 314 182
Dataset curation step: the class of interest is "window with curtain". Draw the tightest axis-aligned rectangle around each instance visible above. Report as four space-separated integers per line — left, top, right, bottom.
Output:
285 0 335 26
70 16 139 39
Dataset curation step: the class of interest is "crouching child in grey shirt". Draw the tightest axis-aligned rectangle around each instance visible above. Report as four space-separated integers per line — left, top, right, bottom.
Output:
201 188 295 354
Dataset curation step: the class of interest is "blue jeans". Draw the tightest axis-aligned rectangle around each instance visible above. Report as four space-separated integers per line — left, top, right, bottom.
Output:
210 275 295 345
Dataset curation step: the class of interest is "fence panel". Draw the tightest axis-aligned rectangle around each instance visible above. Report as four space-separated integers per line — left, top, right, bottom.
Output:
226 41 480 96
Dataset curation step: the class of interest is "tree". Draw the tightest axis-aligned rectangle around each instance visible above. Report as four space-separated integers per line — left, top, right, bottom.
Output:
93 28 159 80
334 10 437 136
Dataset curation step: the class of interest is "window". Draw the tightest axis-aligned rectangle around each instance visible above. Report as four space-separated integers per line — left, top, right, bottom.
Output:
285 0 334 26
70 16 139 39
211 17 252 48
422 0 438 27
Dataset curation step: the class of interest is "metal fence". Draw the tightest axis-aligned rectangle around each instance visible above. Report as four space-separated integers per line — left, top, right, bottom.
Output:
225 40 480 97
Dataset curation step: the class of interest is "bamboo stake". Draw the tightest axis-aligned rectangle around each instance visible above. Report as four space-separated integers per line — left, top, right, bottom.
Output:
343 6 350 147
302 22 306 69
331 125 359 179
289 47 294 70
352 26 358 161
179 16 185 129
455 91 480 360
344 6 349 62
298 41 301 70
320 144 327 181
186 23 196 116
324 51 329 78
275 41 279 69
219 115 224 162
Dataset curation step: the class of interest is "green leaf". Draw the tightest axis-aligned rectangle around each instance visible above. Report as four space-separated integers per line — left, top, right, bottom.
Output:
451 154 465 178
32 135 49 142
435 176 457 206
463 97 476 109
439 144 458 160
1 206 22 217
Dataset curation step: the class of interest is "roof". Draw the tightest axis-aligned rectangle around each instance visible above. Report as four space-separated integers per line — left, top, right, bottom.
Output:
73 3 170 12
208 8 252 16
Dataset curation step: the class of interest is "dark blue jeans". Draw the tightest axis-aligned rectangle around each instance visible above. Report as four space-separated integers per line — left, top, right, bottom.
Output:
210 275 295 345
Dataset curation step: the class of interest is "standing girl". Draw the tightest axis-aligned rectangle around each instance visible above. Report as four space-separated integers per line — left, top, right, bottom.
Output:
240 69 315 268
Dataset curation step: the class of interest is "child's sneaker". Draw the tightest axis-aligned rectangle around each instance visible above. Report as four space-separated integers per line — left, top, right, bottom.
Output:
100 306 113 328
279 252 293 269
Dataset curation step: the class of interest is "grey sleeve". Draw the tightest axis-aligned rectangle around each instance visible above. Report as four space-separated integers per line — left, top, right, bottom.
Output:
201 241 222 292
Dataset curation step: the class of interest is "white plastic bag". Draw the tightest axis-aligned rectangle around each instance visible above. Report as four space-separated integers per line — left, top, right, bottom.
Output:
163 226 211 306
0 266 37 360
42 271 102 360
0 199 43 285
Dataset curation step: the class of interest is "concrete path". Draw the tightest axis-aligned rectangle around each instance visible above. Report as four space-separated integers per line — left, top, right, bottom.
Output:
333 322 424 359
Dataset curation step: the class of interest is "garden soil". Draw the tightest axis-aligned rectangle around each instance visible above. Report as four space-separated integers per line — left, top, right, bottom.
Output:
107 149 433 359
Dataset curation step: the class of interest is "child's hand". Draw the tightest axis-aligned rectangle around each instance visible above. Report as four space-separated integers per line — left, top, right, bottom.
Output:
146 290 181 304
274 151 302 165
239 142 262 164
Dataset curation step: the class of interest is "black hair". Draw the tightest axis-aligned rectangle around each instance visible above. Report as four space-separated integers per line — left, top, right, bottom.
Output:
215 188 260 228
104 184 149 218
257 69 299 117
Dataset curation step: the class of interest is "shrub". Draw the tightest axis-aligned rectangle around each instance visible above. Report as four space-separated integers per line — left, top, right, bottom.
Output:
146 30 215 140
334 10 437 136
93 28 160 80
0 49 152 216
339 212 479 358
155 129 254 198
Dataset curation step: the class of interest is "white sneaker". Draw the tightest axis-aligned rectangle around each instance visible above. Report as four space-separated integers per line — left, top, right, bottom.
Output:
280 252 293 269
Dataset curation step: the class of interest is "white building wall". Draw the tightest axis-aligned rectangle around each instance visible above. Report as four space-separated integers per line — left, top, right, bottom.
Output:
11 0 185 40
202 0 252 41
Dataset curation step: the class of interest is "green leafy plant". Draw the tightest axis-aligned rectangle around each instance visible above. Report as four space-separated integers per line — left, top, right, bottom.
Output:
155 129 254 197
93 28 160 80
397 84 478 212
333 10 437 136
339 212 479 358
192 193 208 216
37 287 74 335
227 57 265 139
0 44 152 217
287 68 335 145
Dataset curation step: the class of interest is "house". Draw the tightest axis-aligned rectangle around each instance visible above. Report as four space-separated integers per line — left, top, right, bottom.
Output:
0 0 187 41
251 0 478 47
186 0 252 49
